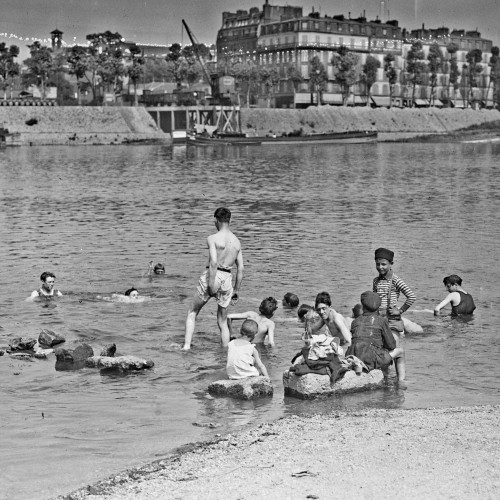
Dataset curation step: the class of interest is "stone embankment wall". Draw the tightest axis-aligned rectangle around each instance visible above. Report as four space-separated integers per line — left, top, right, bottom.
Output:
240 107 500 140
0 106 169 145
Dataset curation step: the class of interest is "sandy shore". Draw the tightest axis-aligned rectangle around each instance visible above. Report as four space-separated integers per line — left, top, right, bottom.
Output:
60 405 500 500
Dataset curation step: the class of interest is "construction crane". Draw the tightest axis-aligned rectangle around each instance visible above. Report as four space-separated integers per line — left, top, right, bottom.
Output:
181 19 212 86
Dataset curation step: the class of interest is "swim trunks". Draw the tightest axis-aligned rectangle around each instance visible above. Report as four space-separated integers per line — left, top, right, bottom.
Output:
197 269 233 308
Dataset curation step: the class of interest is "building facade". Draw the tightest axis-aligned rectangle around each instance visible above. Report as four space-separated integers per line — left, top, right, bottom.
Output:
215 2 495 108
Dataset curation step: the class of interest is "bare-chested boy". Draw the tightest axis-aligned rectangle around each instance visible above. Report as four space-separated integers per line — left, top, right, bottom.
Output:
183 207 244 350
306 291 352 347
227 297 278 347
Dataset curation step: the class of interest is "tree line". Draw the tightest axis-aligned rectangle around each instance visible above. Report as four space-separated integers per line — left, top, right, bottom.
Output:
1 34 499 107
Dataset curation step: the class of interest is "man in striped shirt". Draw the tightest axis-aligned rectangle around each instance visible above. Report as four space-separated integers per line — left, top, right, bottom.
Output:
373 247 416 340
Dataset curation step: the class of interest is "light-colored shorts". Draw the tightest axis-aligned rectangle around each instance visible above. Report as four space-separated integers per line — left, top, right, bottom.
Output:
197 270 233 308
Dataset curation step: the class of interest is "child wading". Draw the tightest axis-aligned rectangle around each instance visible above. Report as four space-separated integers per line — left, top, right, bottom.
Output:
346 291 406 380
434 274 476 316
226 319 269 380
373 247 416 345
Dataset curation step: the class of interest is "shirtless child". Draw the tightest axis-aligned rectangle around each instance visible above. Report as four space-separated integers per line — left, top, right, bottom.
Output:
183 207 244 350
306 292 352 347
227 297 278 347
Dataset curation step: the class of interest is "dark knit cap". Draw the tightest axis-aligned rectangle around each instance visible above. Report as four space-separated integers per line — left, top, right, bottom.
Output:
374 247 394 262
360 291 382 312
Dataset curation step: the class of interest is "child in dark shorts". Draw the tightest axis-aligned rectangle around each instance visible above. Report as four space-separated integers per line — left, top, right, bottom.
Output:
346 291 406 380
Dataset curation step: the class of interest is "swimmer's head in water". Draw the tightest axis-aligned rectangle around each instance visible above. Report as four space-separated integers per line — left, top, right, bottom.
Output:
259 297 278 318
283 292 299 308
154 263 165 274
124 287 139 298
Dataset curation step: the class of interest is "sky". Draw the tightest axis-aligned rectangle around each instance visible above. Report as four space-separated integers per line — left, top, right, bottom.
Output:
1 0 499 60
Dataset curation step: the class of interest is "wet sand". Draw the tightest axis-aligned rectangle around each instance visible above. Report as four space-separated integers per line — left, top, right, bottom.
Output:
60 405 500 500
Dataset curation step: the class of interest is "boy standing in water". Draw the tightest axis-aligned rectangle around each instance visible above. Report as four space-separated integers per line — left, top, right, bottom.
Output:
226 319 269 379
373 248 416 344
27 272 63 300
227 297 278 347
434 275 476 316
183 207 244 350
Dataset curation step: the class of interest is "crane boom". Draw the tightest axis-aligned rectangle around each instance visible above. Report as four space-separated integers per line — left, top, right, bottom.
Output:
181 19 212 85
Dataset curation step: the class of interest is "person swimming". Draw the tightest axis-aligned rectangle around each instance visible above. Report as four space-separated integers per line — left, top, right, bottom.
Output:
145 261 166 276
102 287 146 303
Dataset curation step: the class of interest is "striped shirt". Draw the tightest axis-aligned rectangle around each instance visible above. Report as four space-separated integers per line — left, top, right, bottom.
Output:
372 272 416 314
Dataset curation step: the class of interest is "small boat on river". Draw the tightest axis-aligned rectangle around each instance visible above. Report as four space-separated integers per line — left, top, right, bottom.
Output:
187 130 377 146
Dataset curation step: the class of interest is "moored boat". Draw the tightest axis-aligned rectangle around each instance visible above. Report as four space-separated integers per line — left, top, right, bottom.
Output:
187 130 377 146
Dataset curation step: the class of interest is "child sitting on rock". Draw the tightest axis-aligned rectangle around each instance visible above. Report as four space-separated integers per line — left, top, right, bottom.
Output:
346 291 406 381
226 319 269 380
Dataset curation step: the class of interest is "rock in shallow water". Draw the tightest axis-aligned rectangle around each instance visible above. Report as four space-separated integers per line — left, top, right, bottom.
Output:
38 329 66 347
54 343 94 371
85 355 154 372
8 337 37 351
283 369 384 399
208 377 273 400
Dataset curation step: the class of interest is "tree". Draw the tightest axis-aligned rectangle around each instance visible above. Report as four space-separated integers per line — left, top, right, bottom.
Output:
427 42 443 106
259 67 280 107
0 43 19 100
465 48 483 105
165 43 185 89
143 58 171 83
406 41 427 105
48 51 70 105
361 55 380 106
231 60 259 107
383 53 397 108
86 31 125 103
488 47 500 109
127 44 145 106
309 56 327 106
66 45 98 104
332 46 359 106
286 64 303 108
446 43 460 106
23 41 54 100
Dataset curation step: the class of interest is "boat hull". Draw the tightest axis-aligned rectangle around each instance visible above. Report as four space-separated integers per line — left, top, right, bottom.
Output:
187 131 377 146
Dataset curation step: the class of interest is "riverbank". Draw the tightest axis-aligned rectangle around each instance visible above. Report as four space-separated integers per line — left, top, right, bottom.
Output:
240 107 500 141
0 107 169 145
60 405 500 500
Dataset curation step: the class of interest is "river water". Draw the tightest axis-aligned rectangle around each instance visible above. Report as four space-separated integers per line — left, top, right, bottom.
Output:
0 141 499 499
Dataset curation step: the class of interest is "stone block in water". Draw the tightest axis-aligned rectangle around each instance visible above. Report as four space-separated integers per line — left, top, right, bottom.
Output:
208 377 273 400
38 329 66 347
54 343 94 371
8 337 37 351
283 369 384 399
85 355 154 372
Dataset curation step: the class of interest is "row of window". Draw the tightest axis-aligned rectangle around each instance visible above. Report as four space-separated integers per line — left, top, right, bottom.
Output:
260 20 399 38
